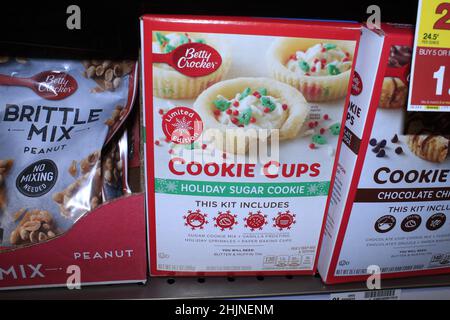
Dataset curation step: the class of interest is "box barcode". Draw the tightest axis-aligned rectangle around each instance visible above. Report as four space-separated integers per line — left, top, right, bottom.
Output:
158 264 196 271
364 289 397 299
336 264 424 276
336 269 368 275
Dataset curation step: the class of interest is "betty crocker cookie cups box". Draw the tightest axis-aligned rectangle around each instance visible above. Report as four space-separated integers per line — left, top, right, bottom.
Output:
318 24 450 284
141 15 361 276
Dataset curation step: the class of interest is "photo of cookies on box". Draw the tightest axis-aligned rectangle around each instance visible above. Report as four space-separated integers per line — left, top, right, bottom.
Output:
151 33 357 161
380 77 408 109
379 45 412 109
407 135 449 163
152 32 232 99
267 38 356 102
193 77 309 154
403 110 450 163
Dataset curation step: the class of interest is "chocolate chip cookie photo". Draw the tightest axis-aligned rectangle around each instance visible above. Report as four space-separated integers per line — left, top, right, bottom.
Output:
388 45 412 68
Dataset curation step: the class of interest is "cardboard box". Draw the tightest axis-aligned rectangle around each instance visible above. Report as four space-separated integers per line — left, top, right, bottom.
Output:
141 15 360 276
318 24 450 284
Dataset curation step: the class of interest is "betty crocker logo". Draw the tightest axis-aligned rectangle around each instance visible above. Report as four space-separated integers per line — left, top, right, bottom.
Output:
152 42 222 77
0 71 78 100
36 71 78 100
351 71 363 96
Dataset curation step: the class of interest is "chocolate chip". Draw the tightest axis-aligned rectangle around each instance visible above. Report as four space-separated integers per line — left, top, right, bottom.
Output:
373 145 381 153
370 138 378 146
376 149 386 158
395 147 403 155
391 134 399 143
378 140 387 148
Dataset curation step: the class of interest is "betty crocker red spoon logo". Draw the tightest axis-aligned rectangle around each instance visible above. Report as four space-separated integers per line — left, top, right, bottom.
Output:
0 71 78 100
153 42 222 77
351 71 363 96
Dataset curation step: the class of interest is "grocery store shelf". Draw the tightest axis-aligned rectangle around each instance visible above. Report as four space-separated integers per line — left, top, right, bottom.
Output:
1 274 450 300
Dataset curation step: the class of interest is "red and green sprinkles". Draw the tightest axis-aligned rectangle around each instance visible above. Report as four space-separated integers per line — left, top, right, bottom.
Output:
214 97 231 111
237 108 253 125
257 88 268 96
329 123 341 136
299 61 310 73
155 32 206 53
323 43 337 50
307 115 341 151
261 96 276 112
290 43 350 76
312 134 328 145
239 87 251 101
212 87 288 127
327 64 340 76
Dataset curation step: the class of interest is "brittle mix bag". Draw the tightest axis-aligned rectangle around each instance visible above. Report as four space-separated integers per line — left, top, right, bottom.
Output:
102 130 131 201
0 57 137 249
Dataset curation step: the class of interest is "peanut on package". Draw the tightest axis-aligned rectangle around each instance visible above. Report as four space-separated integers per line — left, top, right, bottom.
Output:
141 16 360 276
0 57 137 249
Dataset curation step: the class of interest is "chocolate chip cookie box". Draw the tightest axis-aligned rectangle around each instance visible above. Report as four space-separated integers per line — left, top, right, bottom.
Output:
0 57 146 289
141 15 361 276
318 24 450 284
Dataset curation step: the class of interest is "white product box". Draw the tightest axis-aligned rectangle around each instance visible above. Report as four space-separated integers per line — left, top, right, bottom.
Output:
141 15 361 276
318 24 450 284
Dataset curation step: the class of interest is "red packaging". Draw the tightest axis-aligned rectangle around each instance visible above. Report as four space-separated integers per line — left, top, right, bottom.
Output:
318 24 450 284
141 15 361 276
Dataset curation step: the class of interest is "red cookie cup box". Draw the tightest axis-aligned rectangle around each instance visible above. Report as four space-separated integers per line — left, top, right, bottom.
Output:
0 57 147 290
318 24 450 284
141 15 361 276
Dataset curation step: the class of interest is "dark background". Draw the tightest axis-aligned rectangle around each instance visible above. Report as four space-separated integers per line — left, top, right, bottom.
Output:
0 0 418 59
2 0 447 134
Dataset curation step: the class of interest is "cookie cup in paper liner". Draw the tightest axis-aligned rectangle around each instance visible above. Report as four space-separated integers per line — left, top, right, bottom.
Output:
267 38 355 102
194 77 309 155
152 33 231 99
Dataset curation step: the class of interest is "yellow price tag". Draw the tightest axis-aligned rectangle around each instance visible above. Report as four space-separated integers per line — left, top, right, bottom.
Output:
417 0 450 48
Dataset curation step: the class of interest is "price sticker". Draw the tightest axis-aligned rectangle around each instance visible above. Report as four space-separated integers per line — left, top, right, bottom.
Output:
408 0 450 112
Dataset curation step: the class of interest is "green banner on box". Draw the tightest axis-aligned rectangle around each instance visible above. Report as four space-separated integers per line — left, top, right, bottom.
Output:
155 178 330 198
